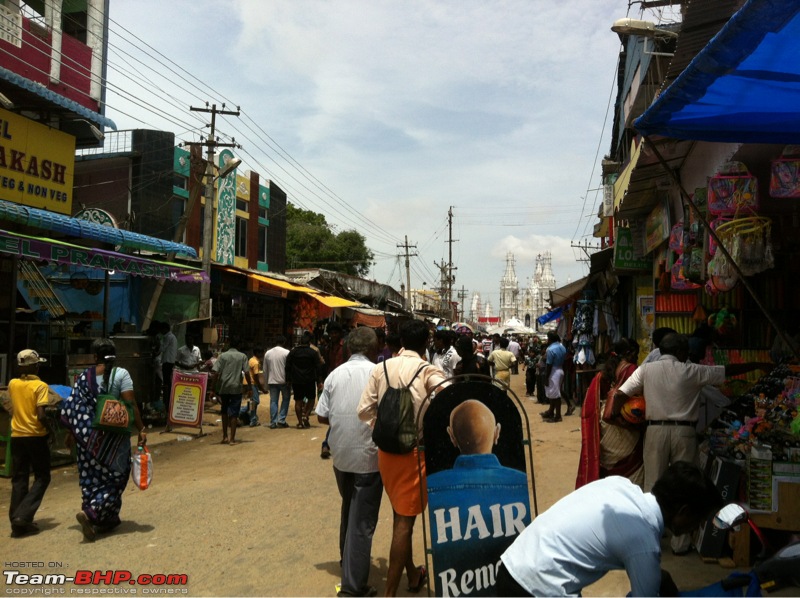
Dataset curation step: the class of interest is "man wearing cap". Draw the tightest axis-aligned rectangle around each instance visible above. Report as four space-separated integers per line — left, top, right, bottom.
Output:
8 349 51 537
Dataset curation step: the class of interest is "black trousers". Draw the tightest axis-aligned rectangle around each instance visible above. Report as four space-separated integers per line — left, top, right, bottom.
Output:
495 562 533 597
10 436 51 525
525 368 536 395
162 362 175 410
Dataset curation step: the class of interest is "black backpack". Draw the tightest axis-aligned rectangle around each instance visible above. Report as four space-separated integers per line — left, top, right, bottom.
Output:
372 361 428 454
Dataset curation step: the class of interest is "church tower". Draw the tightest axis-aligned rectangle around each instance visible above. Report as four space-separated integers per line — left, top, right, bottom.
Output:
498 252 519 323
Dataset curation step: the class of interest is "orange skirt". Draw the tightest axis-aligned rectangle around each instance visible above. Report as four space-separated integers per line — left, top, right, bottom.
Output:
378 448 427 516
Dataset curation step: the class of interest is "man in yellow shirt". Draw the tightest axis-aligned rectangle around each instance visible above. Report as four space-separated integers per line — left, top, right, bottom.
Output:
8 349 51 538
488 337 517 385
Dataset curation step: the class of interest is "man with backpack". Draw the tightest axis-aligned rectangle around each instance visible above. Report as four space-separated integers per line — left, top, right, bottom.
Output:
357 320 446 596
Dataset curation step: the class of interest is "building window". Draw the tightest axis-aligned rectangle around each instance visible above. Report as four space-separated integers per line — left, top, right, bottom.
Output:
173 174 188 191
258 207 268 220
258 225 267 263
236 199 247 212
235 217 247 257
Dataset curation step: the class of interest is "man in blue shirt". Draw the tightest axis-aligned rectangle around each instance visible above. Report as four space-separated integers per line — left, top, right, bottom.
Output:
541 332 573 422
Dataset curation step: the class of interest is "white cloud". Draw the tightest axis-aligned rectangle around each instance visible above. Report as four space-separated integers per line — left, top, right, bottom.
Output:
105 0 632 307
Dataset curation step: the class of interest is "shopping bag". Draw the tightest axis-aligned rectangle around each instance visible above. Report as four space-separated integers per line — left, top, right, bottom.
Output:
91 368 134 433
131 445 153 490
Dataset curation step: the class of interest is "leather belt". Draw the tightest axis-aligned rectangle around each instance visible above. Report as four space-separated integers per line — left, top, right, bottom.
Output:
648 420 696 427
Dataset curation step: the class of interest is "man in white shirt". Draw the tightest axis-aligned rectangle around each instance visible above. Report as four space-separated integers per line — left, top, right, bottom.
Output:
159 322 178 411
498 461 722 597
176 333 201 371
614 333 769 555
614 333 770 492
263 336 291 429
507 336 521 374
431 330 461 378
317 327 381 598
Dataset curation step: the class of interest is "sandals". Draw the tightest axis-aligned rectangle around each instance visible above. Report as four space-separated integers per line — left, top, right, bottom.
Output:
76 512 96 542
407 566 427 593
565 406 576 416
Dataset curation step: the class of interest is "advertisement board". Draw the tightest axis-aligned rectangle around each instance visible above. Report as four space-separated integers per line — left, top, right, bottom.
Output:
167 371 208 429
423 382 532 596
0 108 75 214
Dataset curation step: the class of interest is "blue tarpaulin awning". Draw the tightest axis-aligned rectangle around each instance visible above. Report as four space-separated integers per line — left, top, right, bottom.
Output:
0 66 117 131
0 199 197 257
635 0 800 143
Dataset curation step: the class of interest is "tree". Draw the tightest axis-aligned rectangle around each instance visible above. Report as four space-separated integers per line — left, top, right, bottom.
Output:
286 203 374 277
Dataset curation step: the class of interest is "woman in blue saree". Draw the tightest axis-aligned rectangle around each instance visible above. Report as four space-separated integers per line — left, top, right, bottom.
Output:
60 338 146 541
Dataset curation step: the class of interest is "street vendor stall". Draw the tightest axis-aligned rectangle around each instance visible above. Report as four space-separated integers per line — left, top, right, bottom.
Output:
633 0 800 565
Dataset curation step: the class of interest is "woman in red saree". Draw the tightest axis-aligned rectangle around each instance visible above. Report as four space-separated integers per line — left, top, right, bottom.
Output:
575 338 644 489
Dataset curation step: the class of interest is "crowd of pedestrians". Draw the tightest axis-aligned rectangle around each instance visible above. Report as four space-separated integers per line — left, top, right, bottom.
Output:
7 319 756 597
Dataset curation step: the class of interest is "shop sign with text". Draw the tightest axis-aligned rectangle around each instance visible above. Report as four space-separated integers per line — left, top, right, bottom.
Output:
0 108 75 214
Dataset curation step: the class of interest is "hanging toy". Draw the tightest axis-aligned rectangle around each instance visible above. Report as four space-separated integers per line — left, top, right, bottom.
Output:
708 307 738 337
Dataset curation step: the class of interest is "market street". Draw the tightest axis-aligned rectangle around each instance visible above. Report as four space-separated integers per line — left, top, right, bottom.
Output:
0 372 786 597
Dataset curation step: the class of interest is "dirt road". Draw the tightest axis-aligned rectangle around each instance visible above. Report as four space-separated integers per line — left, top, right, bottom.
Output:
0 372 765 596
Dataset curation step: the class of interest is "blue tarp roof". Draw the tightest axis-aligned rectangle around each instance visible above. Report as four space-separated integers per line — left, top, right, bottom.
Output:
635 0 800 143
0 200 197 257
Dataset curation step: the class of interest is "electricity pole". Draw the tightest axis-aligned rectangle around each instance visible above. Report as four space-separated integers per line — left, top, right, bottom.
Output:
446 206 458 320
397 236 417 311
188 103 240 320
457 285 468 321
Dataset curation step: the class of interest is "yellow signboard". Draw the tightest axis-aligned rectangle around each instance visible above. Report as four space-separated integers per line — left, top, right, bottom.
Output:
0 108 76 215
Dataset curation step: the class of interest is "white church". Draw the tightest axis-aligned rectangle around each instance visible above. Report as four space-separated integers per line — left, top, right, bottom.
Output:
470 251 557 332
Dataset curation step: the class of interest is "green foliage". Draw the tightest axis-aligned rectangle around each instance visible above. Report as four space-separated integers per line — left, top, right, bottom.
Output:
286 203 374 277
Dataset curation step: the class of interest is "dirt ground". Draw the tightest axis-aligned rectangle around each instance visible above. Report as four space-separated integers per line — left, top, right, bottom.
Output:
0 371 792 597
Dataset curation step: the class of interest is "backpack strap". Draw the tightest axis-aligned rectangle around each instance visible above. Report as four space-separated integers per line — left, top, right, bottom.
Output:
383 361 429 389
404 364 428 389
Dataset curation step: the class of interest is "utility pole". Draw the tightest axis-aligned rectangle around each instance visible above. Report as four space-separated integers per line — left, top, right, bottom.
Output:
189 103 240 320
434 259 450 318
570 239 602 263
446 206 458 318
397 236 417 311
141 149 206 332
457 285 468 321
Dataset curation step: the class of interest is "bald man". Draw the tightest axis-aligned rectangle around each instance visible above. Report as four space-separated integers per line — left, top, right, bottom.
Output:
447 399 501 455
426 400 531 596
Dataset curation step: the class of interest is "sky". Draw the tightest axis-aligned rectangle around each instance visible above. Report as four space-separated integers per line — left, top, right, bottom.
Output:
103 0 680 316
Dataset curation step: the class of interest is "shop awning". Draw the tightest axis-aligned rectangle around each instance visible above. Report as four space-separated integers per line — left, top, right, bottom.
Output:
615 136 695 219
0 229 208 282
350 307 386 328
635 0 800 143
0 66 117 131
550 276 589 308
0 200 198 257
230 268 363 308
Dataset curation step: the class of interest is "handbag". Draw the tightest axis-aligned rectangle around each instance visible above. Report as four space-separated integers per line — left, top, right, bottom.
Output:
131 445 153 490
92 368 134 433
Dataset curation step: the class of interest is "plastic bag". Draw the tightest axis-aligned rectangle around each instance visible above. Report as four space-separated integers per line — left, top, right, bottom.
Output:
131 445 153 490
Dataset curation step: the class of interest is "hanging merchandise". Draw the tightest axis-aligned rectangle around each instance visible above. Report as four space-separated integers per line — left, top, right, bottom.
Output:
573 333 595 366
708 217 733 256
671 255 701 291
714 217 774 276
769 146 800 198
708 162 759 215
571 301 594 336
685 246 706 284
708 308 738 338
669 222 686 253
